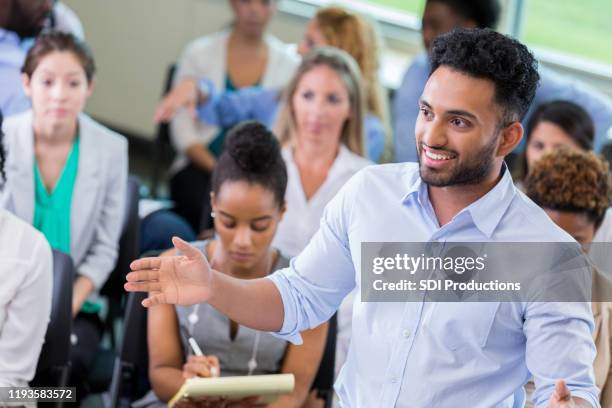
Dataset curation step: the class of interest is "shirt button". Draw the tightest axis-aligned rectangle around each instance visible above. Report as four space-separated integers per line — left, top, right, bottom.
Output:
390 377 399 384
402 329 411 338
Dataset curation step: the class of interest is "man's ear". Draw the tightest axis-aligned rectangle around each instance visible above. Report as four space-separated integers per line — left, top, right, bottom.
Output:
497 121 523 157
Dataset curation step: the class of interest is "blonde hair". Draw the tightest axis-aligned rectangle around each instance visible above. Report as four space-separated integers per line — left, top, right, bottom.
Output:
314 7 391 158
274 47 365 156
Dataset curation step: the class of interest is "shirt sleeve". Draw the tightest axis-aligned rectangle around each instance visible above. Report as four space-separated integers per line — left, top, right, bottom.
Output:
526 301 601 408
266 170 365 344
197 80 280 129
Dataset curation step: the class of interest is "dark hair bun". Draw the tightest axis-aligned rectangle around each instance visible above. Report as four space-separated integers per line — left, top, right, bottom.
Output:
212 120 287 206
225 121 281 174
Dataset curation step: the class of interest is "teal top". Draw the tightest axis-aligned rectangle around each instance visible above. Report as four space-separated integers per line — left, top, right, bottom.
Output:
208 75 259 157
33 136 101 315
34 136 80 254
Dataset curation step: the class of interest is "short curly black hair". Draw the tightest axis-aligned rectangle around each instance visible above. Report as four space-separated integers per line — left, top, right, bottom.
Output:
430 28 540 125
428 0 501 28
212 121 287 207
525 147 612 229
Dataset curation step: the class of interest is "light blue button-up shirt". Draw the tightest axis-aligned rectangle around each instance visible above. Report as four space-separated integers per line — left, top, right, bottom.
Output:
393 53 612 162
268 163 599 407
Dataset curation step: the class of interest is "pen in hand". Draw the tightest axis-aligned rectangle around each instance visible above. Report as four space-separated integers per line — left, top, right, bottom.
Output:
188 337 220 377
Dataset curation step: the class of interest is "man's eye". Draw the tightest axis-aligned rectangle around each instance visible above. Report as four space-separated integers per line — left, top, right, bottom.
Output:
420 107 433 119
451 118 470 128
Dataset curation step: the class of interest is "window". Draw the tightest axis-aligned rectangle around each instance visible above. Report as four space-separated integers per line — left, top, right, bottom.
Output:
522 0 612 68
360 0 423 16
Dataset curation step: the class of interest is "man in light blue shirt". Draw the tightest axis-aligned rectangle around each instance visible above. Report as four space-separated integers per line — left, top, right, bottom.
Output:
394 0 612 162
0 0 52 117
126 28 599 407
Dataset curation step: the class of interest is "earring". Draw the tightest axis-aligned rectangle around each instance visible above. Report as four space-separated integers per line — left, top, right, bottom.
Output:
210 211 216 218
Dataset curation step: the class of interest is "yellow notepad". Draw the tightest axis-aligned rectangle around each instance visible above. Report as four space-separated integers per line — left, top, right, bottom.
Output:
168 373 295 407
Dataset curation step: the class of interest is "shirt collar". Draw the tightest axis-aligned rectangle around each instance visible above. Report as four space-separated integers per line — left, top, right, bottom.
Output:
464 164 516 238
401 163 517 238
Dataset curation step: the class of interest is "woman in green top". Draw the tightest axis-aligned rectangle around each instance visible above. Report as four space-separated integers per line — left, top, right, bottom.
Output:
0 31 128 400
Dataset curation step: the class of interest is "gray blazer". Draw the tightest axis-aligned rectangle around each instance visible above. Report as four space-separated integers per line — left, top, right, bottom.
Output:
0 110 128 290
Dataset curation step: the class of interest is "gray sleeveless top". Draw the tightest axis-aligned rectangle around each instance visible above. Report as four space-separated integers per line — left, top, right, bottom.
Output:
133 240 291 407
176 240 290 377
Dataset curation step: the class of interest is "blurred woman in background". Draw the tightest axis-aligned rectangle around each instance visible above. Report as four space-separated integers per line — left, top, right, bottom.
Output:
156 6 389 163
167 0 299 232
0 31 127 400
513 100 594 185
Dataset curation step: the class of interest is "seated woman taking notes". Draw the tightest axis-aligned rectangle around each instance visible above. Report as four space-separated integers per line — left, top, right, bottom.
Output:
135 122 327 408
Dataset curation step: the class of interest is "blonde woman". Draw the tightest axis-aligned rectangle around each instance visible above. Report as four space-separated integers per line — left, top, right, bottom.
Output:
155 6 389 163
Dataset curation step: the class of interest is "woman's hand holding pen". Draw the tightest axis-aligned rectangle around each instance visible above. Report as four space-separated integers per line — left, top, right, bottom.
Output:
182 355 221 379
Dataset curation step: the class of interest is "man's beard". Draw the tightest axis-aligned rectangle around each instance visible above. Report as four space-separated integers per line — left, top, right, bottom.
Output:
418 135 499 187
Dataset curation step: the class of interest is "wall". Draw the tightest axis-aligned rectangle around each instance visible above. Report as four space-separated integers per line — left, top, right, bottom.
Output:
62 0 308 139
63 0 612 141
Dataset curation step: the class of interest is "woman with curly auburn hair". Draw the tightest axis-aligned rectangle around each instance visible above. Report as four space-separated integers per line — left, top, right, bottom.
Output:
525 146 612 407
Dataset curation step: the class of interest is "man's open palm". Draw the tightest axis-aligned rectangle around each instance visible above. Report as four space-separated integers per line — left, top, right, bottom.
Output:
125 237 213 307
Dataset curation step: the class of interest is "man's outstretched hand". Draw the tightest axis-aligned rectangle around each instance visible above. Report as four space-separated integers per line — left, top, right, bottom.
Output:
124 237 213 307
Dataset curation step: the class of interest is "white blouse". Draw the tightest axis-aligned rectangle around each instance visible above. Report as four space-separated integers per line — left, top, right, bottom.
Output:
0 209 53 388
272 145 372 257
271 145 371 395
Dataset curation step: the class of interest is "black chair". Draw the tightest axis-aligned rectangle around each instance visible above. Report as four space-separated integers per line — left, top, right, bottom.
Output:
151 64 177 198
108 291 150 408
311 314 338 408
30 250 75 407
100 175 142 349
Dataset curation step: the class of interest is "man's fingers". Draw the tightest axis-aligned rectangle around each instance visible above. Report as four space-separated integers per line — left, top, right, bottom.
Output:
173 236 202 260
124 281 161 293
142 293 166 308
130 256 162 271
126 269 160 283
